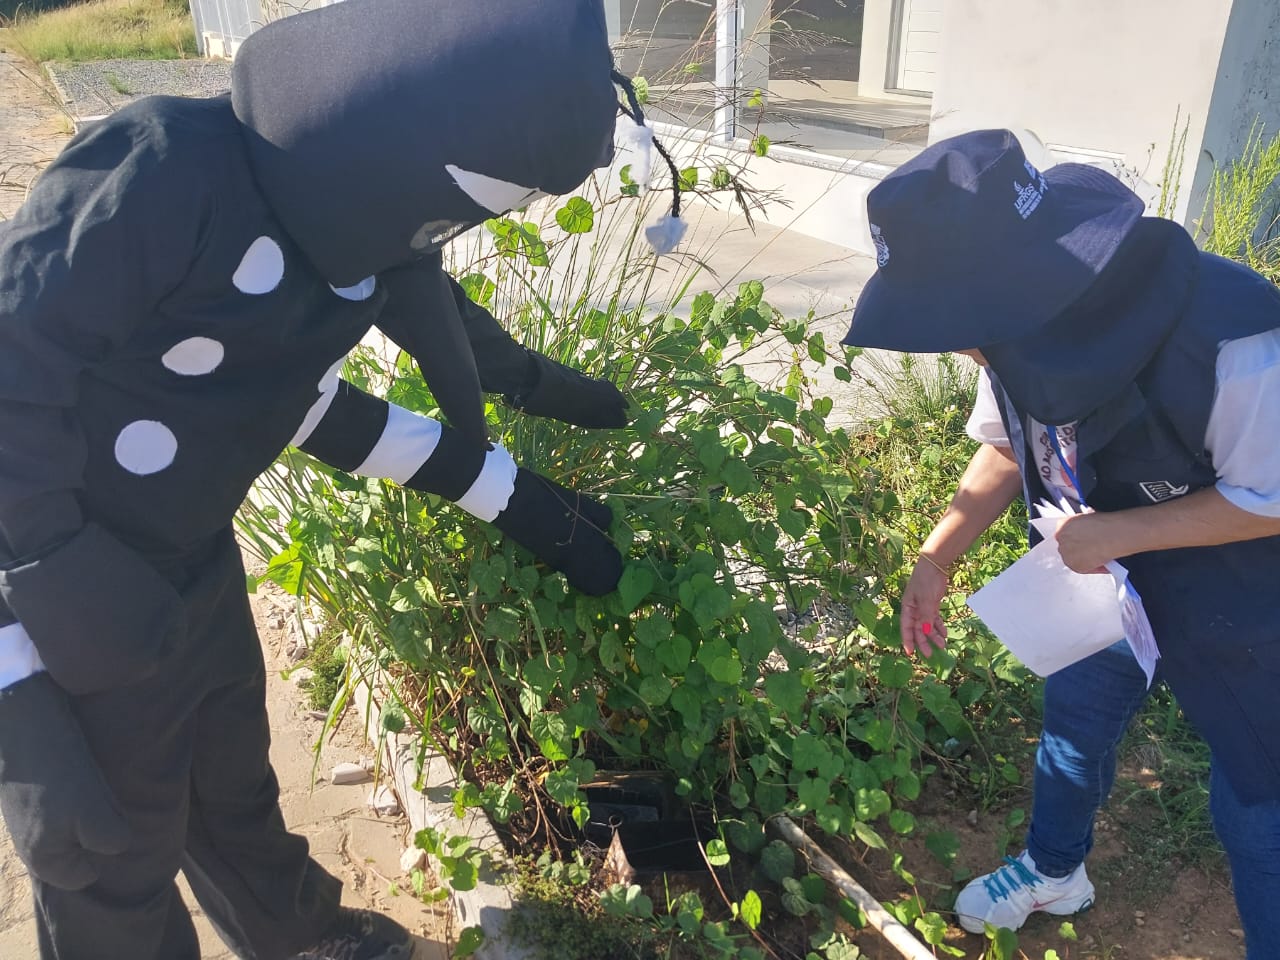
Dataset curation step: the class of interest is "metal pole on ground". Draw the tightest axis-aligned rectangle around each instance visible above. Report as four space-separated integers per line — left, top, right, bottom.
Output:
772 815 939 960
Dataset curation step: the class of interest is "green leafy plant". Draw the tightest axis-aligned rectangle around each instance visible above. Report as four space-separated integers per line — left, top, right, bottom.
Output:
235 165 1040 951
452 925 485 959
506 855 644 960
238 115 1265 953
414 828 487 894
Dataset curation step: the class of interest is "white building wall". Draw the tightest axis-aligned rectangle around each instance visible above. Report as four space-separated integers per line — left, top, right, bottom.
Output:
676 0 1275 251
1196 0 1280 232
927 0 1236 225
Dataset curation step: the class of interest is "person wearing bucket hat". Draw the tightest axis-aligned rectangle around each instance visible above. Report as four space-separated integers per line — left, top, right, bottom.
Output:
843 129 1280 949
0 1 667 957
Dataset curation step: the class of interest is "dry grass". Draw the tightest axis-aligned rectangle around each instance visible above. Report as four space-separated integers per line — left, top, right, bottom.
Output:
2 0 195 62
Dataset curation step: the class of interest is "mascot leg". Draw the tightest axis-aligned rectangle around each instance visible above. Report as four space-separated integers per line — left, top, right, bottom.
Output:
30 532 345 959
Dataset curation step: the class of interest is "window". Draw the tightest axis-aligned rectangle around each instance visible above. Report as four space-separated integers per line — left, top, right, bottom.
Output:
612 1 720 131
609 0 938 163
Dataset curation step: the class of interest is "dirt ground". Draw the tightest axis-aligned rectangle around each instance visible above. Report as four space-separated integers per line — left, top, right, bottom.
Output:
828 758 1246 960
0 49 70 220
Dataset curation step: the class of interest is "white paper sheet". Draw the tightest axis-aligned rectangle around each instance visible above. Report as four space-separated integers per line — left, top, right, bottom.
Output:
967 499 1161 682
966 537 1126 678
1028 500 1161 685
1116 579 1159 686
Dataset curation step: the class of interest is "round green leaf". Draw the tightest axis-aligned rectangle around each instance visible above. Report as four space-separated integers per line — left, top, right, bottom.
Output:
877 655 913 689
453 925 485 957
759 840 795 882
617 564 656 613
889 809 917 834
705 838 731 866
555 196 596 234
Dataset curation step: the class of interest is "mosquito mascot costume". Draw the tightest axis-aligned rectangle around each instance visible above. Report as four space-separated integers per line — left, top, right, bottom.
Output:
0 0 675 956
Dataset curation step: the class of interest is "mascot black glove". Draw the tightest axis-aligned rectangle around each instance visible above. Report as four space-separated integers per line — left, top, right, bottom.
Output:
492 468 622 596
0 672 130 890
506 352 628 429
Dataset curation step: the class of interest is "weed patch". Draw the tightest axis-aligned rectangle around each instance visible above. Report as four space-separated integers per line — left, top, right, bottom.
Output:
3 0 195 62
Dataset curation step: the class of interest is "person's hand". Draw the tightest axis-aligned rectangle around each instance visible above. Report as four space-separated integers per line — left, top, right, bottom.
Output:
506 353 628 429
900 555 949 657
1053 513 1115 574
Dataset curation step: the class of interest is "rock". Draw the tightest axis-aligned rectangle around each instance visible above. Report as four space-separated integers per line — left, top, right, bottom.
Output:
306 710 329 721
1183 933 1193 943
966 809 978 828
359 756 376 773
400 846 427 873
332 762 372 785
368 784 402 817
290 667 315 686
1229 929 1245 939
1135 917 1145 927
1134 910 1145 918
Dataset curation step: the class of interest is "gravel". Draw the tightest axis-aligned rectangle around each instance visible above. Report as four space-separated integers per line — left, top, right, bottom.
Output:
45 58 232 120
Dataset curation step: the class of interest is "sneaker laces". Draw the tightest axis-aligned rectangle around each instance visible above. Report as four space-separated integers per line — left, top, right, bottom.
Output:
981 854 1043 902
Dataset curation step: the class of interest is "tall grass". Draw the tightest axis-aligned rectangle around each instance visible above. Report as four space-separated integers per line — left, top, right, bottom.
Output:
1198 122 1280 282
3 0 196 62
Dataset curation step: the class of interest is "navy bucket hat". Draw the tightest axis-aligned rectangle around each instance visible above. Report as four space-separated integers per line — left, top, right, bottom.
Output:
841 129 1146 354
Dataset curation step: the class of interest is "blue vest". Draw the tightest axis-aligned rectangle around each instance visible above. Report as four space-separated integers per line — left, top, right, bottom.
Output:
992 252 1280 805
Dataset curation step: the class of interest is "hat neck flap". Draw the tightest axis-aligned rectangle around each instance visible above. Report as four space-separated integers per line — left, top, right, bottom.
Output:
984 217 1201 426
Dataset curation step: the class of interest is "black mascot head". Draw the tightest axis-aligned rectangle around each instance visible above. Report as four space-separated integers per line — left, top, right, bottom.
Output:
232 0 619 287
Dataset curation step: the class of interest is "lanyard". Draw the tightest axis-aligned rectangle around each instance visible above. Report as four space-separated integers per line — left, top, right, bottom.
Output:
1047 427 1085 504
1048 424 1145 609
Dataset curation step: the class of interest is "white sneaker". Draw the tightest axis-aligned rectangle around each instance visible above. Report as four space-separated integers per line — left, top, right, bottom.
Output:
954 850 1095 934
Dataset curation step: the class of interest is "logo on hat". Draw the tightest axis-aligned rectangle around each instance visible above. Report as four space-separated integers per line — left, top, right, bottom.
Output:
870 222 890 267
1014 160 1048 220
1139 480 1190 503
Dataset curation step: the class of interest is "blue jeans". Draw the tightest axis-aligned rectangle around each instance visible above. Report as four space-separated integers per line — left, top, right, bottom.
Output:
1025 640 1280 957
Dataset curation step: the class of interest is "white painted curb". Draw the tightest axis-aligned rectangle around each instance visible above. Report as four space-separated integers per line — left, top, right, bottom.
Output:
345 656 530 960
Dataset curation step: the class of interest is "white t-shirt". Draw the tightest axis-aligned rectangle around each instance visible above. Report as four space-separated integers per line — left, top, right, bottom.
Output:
966 327 1280 515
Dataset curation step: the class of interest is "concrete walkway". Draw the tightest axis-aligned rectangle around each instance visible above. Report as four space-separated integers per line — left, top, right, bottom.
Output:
0 51 70 219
